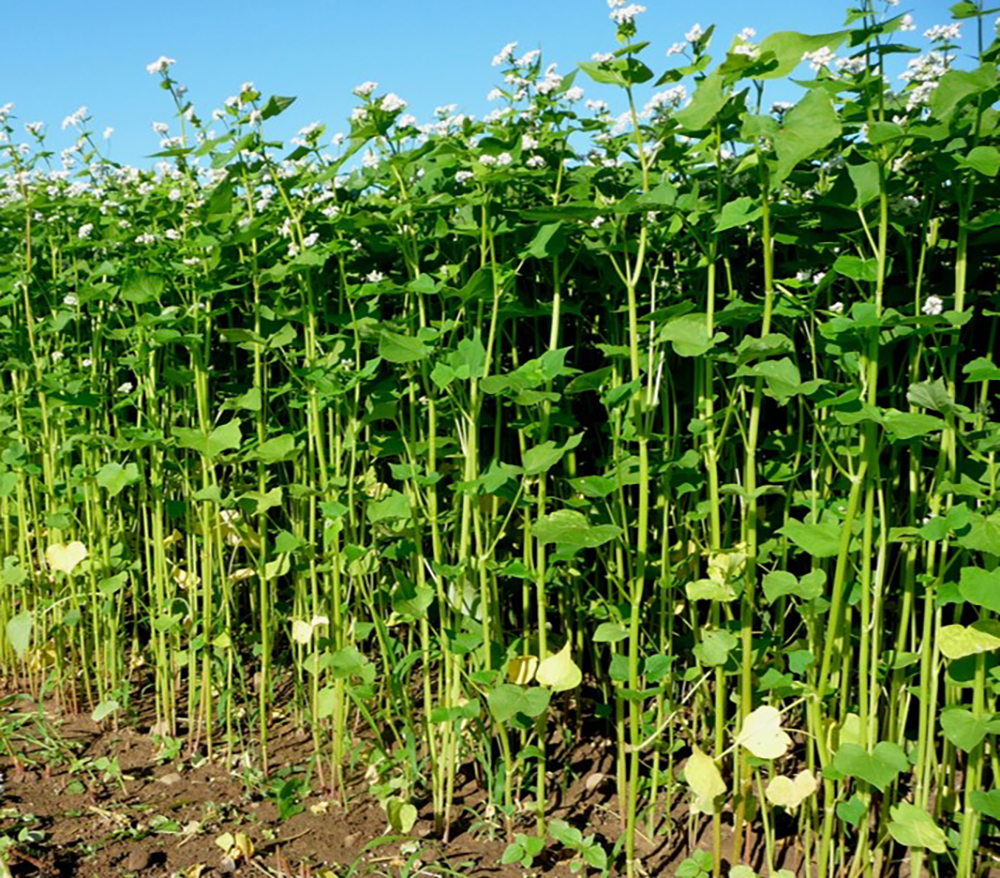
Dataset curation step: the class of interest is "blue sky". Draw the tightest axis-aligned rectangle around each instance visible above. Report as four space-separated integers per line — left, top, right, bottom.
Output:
2 0 965 168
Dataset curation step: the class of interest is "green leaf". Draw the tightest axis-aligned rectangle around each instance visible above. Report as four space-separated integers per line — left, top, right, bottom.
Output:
753 29 850 79
174 419 242 458
958 566 1000 613
1 557 26 588
938 620 1000 660
763 569 825 602
593 622 630 643
716 197 763 232
693 630 739 666
971 789 1000 820
833 254 879 282
882 410 945 441
957 145 1000 177
929 64 998 120
522 434 583 476
121 271 164 304
940 707 988 752
487 684 551 723
848 162 880 208
887 803 947 854
660 313 719 357
832 742 908 792
379 331 432 364
253 434 298 464
531 509 621 550
837 795 867 827
774 89 841 182
6 610 33 659
674 72 726 131
95 462 139 497
957 512 1000 556
91 699 120 723
907 378 961 414
779 517 843 558
367 490 412 522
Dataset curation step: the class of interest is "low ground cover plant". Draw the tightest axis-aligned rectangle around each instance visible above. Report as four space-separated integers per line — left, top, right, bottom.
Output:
1 2 999 875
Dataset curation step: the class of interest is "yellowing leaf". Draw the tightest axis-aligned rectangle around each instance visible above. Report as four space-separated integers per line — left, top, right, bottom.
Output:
45 541 88 575
291 615 329 644
765 770 818 809
291 620 313 644
508 654 539 685
736 705 792 759
685 746 727 813
535 642 582 692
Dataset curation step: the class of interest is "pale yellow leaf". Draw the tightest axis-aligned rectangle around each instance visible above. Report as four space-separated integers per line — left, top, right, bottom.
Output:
685 746 726 814
535 642 582 692
736 705 792 759
45 541 88 575
765 769 818 809
508 655 539 685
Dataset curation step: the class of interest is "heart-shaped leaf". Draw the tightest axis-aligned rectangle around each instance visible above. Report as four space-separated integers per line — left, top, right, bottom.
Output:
46 541 88 575
832 742 907 792
535 641 582 692
736 705 792 759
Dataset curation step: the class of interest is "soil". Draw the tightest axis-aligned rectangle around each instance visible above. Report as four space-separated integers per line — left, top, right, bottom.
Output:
0 689 715 877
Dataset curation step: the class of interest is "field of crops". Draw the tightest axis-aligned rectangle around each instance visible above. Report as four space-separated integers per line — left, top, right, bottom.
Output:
1 3 999 876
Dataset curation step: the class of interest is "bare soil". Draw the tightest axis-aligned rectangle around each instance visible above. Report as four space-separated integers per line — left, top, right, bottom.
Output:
1 689 701 877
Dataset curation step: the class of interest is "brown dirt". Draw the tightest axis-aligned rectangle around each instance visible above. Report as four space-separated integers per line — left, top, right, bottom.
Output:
0 689 669 877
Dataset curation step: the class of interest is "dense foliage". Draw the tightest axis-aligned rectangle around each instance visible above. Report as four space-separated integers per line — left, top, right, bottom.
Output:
2 3 1000 876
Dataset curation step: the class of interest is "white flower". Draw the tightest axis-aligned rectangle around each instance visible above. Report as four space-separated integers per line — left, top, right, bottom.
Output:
830 301 844 314
82 358 93 368
592 52 614 62
586 98 609 114
165 229 180 240
685 23 704 43
25 121 43 136
591 216 606 228
813 271 826 284
924 23 961 42
64 294 78 306
565 86 585 101
302 232 319 248
516 49 541 67
152 121 169 136
381 93 407 112
117 381 134 394
734 44 757 57
135 233 156 244
61 106 88 130
168 188 182 201
479 154 498 166
522 134 540 149
455 170 474 183
353 81 378 97
496 152 513 166
183 257 201 266
492 41 518 66
146 56 176 75
362 149 379 169
51 351 64 363
365 270 384 283
610 4 646 25
836 56 867 74
739 27 757 41
803 47 837 70
796 270 812 282
666 42 686 56
240 81 255 94
77 224 93 239
526 155 546 168
900 13 916 31
487 88 505 102
103 126 114 139
922 295 944 315
249 110 263 124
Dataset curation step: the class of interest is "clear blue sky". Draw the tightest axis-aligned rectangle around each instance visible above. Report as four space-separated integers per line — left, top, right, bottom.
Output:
2 0 965 168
